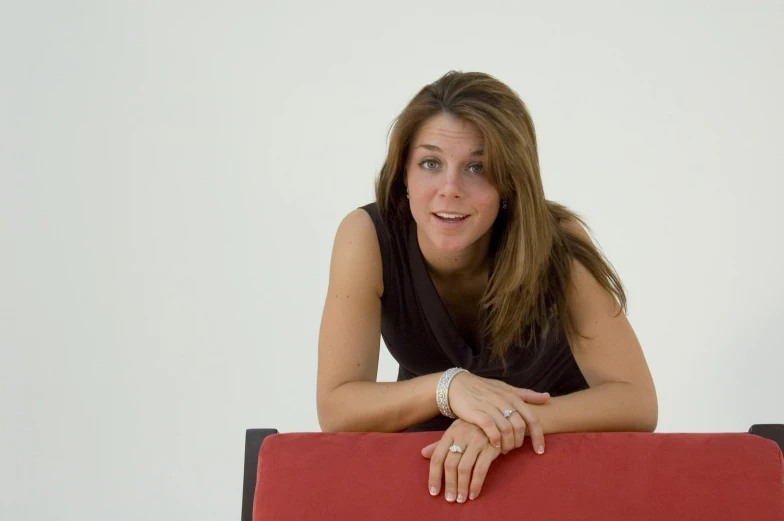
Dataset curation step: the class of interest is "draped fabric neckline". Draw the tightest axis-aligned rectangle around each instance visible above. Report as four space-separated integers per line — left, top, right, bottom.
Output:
406 219 525 373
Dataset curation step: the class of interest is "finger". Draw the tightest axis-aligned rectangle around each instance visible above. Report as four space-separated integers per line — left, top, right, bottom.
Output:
513 388 550 404
421 441 438 459
456 443 482 504
512 396 545 454
442 449 463 503
428 437 452 497
467 411 503 450
481 405 515 454
503 408 527 449
469 445 499 500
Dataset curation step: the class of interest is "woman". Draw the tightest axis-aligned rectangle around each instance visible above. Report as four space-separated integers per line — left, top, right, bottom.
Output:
316 71 657 504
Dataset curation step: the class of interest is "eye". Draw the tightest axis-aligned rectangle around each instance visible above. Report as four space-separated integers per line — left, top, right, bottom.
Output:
419 159 439 170
468 163 484 175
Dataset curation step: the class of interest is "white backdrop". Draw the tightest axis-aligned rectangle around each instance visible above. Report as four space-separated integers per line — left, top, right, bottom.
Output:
1 1 782 520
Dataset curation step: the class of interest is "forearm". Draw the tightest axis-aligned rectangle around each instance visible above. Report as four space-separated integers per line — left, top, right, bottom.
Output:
530 382 658 435
318 374 442 433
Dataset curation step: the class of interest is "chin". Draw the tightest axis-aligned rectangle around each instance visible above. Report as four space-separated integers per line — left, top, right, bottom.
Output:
429 236 470 254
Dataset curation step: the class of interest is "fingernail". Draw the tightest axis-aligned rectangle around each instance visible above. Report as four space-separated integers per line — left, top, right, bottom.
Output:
457 494 465 503
430 486 437 496
502 450 508 455
495 442 501 448
537 445 545 454
469 492 477 500
446 492 455 502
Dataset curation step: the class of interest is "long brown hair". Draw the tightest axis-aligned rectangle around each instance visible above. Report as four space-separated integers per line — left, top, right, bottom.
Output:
375 71 627 361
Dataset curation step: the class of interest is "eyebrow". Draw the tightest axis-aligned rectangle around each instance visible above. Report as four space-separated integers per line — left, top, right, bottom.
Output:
415 144 483 157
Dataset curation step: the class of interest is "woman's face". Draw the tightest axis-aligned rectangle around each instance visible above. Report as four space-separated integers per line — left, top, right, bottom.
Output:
405 113 501 255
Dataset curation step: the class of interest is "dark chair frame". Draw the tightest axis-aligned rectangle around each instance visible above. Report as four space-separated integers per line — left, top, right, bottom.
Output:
241 424 784 521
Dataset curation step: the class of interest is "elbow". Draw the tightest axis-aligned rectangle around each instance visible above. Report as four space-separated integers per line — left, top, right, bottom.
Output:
317 411 335 433
646 398 659 432
639 411 658 433
317 396 340 432
318 383 384 433
318 413 344 433
319 420 340 433
612 380 658 432
317 387 351 433
638 387 659 432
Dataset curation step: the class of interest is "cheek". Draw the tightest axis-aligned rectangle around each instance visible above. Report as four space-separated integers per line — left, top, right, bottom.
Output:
409 177 439 198
476 190 501 208
464 177 498 200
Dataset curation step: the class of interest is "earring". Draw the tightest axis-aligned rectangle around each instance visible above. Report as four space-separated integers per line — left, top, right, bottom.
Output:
502 199 507 209
406 188 409 200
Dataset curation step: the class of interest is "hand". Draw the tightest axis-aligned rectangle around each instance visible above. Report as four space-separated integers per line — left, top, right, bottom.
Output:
420 419 501 503
448 372 549 455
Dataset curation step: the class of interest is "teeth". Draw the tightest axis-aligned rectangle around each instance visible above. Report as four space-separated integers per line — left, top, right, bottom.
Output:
436 213 466 219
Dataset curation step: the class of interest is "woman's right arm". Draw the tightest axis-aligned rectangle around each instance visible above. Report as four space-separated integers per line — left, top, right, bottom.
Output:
316 209 442 432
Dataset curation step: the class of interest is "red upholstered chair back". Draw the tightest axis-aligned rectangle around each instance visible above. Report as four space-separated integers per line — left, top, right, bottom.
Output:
252 431 784 521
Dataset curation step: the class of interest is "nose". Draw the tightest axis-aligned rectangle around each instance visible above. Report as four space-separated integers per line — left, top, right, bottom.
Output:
438 167 465 200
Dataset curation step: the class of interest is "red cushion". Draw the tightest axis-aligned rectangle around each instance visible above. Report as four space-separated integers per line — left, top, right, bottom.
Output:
254 431 784 521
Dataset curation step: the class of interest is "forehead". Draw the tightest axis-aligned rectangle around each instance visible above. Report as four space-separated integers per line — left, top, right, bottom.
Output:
412 114 483 150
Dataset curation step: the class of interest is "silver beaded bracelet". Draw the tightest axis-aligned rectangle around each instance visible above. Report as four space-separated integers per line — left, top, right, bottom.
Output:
436 367 468 418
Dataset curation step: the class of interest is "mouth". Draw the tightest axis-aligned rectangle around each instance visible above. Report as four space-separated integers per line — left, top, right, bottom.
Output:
433 212 469 224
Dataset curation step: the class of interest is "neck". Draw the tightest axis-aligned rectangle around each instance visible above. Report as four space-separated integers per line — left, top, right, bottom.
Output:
417 228 493 283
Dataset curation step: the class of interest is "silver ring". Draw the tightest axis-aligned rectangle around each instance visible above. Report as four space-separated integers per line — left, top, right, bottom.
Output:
502 409 515 418
448 444 464 454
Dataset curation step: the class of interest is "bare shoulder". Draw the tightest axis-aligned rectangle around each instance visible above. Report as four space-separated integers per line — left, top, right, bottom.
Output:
330 208 383 298
559 218 592 244
559 218 597 276
558 218 620 317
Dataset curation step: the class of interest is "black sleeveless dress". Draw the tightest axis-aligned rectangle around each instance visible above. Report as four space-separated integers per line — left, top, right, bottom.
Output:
361 202 588 432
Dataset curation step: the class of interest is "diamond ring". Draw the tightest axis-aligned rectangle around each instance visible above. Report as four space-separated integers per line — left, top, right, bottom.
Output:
503 409 515 418
448 444 464 454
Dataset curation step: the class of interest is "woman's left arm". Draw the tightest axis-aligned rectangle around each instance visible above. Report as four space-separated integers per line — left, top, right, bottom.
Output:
531 223 658 434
